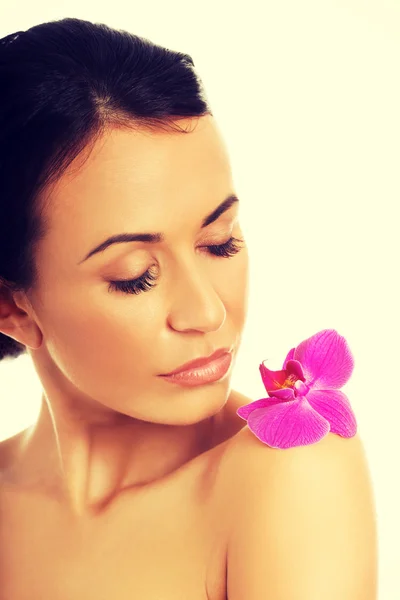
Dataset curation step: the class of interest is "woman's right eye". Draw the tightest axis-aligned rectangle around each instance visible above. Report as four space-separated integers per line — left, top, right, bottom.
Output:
107 268 158 295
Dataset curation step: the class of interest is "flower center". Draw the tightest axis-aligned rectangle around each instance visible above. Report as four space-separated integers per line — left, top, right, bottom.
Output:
294 379 310 396
282 373 298 388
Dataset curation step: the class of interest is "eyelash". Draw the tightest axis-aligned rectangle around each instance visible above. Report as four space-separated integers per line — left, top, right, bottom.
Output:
107 236 245 295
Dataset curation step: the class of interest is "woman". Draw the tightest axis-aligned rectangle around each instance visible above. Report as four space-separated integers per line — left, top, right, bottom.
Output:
0 17 377 599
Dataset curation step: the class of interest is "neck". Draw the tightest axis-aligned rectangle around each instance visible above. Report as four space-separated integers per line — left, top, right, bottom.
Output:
4 392 221 519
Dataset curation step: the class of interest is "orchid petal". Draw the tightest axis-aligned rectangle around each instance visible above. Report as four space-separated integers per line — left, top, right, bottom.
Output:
305 389 358 438
283 347 295 368
259 363 288 392
293 329 354 390
247 397 331 449
285 359 305 381
237 397 285 420
268 387 295 401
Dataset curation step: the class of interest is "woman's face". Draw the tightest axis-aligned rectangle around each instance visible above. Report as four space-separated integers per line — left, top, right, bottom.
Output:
28 115 249 425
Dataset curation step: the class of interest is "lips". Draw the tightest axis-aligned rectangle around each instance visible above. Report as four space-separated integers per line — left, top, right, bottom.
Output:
160 347 232 376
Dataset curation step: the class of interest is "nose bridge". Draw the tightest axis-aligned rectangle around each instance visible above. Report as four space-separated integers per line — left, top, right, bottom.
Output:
167 254 226 332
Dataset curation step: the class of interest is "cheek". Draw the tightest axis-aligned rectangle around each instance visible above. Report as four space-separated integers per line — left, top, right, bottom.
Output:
65 302 156 356
42 293 159 392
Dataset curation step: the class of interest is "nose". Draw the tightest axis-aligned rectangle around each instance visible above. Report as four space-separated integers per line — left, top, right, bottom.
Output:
166 262 226 333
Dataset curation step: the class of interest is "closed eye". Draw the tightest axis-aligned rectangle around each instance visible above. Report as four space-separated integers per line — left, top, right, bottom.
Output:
107 235 245 295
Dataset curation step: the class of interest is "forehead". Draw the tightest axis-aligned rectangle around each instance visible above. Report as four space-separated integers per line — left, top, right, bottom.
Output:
44 115 233 225
33 116 238 276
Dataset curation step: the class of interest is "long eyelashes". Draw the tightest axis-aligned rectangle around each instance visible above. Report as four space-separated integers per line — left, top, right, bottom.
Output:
108 268 158 295
107 236 245 295
207 236 244 258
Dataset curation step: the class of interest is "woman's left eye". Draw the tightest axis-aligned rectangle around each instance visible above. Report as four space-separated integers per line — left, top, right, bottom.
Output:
108 236 245 295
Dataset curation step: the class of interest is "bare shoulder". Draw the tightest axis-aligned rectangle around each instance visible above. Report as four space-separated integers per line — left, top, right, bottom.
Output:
229 420 370 462
221 423 375 502
219 426 378 599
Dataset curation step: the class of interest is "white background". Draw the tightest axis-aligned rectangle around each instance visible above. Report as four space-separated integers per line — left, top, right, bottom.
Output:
1 1 399 598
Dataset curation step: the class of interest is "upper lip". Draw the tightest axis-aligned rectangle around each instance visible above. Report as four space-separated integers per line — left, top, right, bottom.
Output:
160 347 232 376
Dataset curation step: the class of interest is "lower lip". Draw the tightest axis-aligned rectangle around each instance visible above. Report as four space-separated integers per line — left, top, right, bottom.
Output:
160 352 233 387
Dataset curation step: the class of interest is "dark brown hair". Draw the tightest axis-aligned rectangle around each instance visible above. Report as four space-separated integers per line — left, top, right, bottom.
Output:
0 17 212 360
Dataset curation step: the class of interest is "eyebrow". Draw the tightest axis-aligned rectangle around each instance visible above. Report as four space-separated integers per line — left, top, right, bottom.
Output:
78 194 239 264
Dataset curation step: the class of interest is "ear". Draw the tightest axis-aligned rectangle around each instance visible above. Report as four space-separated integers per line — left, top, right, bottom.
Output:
0 285 42 350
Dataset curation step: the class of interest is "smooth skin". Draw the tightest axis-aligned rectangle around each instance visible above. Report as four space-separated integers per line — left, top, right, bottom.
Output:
0 115 249 516
224 427 378 599
0 115 377 598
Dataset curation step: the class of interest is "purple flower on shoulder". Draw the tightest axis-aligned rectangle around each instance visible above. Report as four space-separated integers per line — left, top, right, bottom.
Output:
237 329 357 449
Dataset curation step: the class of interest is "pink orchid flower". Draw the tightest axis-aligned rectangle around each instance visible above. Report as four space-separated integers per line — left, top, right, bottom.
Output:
236 329 358 449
